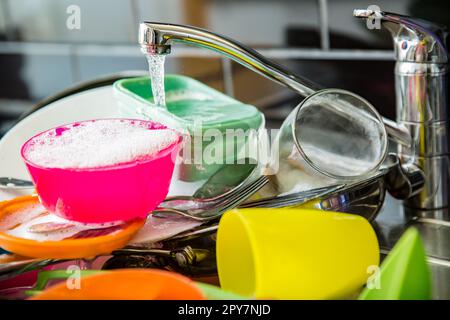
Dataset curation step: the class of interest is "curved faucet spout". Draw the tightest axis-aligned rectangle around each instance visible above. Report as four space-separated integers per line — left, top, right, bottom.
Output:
139 21 411 147
139 22 319 97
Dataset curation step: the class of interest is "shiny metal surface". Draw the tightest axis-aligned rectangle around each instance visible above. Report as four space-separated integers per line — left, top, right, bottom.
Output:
154 175 269 221
375 195 450 299
402 155 450 211
353 10 448 63
138 22 408 145
139 22 319 97
406 208 450 225
384 153 425 199
395 63 448 122
244 154 425 222
313 174 386 221
398 121 450 156
0 177 34 189
355 10 450 214
240 184 346 209
383 118 412 147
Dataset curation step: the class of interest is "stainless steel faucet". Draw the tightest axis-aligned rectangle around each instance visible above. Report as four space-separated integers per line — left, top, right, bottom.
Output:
138 22 320 97
354 10 449 218
138 18 446 218
138 22 411 144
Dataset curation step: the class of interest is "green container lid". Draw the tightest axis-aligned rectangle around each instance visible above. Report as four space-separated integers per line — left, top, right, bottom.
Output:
114 75 264 133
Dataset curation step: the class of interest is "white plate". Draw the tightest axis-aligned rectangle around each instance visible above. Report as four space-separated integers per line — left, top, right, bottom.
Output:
0 85 200 202
0 86 126 202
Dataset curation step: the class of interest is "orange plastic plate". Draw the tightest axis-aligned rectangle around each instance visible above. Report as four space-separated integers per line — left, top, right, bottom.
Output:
0 195 145 259
31 269 205 300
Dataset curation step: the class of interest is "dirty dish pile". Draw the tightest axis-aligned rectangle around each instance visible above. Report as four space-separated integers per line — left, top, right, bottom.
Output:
0 77 425 301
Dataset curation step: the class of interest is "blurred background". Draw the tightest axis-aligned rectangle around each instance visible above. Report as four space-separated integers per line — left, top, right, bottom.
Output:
0 0 449 135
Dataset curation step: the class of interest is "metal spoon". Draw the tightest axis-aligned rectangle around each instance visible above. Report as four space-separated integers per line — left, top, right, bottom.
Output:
0 177 34 189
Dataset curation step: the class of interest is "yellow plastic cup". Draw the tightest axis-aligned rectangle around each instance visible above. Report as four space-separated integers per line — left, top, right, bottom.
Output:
216 208 379 299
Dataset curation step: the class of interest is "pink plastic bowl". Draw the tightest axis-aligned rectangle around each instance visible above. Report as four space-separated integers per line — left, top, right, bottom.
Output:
21 119 182 223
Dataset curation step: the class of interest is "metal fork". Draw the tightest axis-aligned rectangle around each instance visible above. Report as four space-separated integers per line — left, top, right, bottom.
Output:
239 184 346 208
154 175 269 221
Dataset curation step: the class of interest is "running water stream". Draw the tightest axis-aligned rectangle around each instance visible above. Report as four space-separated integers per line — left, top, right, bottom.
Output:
147 55 167 108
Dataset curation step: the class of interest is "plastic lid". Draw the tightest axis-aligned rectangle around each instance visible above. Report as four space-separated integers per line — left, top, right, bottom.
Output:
114 75 264 132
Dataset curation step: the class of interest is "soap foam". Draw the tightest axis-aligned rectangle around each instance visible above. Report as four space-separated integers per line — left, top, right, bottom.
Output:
24 119 179 169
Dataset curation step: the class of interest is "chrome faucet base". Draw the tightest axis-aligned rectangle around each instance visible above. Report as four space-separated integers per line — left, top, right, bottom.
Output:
355 9 450 218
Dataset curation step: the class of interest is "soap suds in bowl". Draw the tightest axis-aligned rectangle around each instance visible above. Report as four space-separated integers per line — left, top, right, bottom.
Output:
19 119 182 223
22 119 180 169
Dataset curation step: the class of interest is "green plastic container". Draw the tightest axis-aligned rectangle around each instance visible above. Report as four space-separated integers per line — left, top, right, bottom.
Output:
195 282 247 300
359 227 432 300
114 75 264 182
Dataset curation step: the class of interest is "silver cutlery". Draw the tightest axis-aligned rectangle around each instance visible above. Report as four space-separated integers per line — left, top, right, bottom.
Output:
239 183 346 209
154 175 269 221
0 177 34 189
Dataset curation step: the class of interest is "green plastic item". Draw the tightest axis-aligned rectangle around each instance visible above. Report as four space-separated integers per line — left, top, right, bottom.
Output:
25 270 103 296
114 75 264 182
193 159 257 199
196 282 247 300
359 227 432 300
